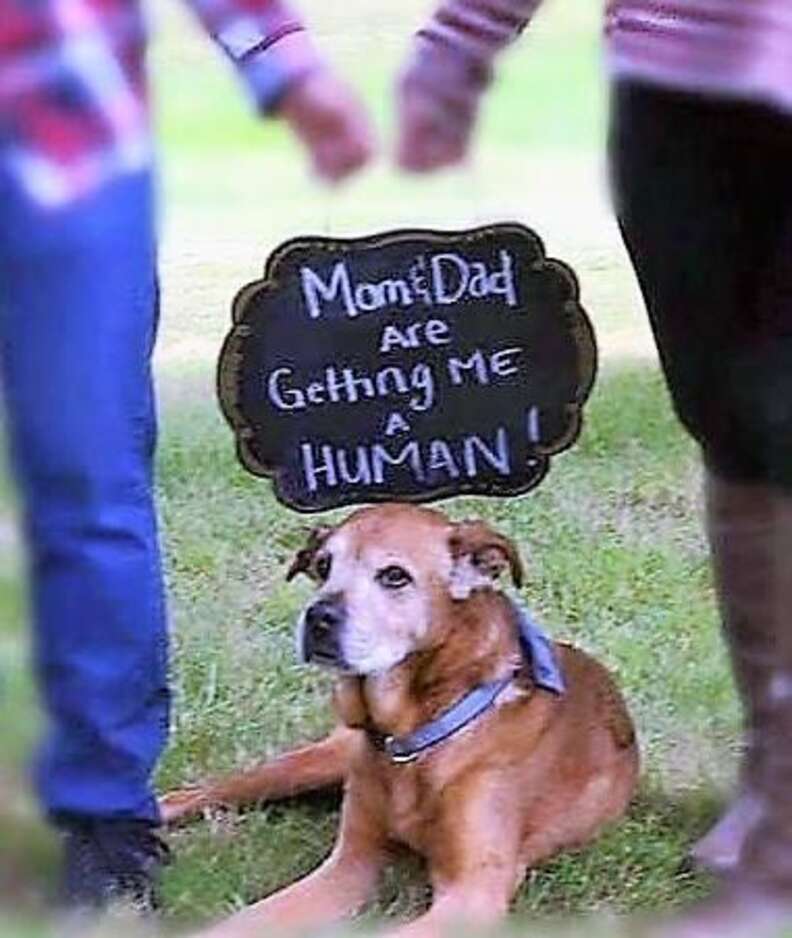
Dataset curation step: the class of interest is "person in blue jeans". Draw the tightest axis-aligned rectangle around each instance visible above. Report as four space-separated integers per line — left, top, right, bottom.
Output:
0 0 372 913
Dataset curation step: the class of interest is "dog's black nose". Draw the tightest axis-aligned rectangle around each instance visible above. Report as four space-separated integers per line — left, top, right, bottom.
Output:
305 598 345 634
302 598 345 665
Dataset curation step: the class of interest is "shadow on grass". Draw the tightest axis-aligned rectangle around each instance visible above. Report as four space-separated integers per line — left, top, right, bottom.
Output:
0 780 721 932
157 778 722 927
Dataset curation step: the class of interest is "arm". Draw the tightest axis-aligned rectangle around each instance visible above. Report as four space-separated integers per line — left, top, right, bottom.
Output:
183 0 321 114
182 0 373 181
397 0 545 172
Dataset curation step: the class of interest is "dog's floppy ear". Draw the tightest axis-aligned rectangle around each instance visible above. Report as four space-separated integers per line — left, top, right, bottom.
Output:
447 519 524 600
286 525 333 582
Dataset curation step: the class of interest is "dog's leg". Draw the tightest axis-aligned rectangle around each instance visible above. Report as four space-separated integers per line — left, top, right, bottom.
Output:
197 850 380 938
160 726 357 824
386 868 517 938
196 790 386 937
387 777 523 938
386 769 639 938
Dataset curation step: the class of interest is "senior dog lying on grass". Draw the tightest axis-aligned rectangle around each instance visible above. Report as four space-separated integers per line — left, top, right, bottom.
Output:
162 503 639 937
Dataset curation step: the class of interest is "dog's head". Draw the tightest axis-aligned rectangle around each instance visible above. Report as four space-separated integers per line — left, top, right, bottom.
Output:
287 504 523 675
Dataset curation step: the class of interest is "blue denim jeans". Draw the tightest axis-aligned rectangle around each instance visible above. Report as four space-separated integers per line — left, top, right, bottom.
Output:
0 170 169 824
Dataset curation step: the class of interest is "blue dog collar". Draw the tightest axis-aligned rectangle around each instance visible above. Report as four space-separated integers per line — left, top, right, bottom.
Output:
370 599 565 763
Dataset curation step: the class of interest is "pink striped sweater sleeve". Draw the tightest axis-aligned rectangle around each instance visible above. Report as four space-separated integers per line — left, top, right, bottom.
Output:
408 0 544 99
607 0 792 114
413 0 792 116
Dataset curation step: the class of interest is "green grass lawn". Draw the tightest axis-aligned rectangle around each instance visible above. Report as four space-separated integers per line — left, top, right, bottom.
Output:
0 0 744 933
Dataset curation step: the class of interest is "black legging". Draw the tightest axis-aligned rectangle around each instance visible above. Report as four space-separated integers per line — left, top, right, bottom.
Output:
609 81 792 488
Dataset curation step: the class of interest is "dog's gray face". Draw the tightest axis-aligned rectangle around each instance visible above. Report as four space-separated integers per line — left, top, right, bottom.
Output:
294 516 441 674
287 505 523 676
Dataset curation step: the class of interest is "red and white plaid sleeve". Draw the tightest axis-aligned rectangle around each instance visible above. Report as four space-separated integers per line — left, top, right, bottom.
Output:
0 0 325 207
0 0 152 206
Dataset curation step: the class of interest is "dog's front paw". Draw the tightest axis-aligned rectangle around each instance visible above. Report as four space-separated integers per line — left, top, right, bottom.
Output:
159 786 213 825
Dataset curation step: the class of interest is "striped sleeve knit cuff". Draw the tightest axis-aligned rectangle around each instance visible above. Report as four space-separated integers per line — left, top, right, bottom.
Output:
190 0 327 114
405 0 543 115
237 27 325 113
417 0 541 64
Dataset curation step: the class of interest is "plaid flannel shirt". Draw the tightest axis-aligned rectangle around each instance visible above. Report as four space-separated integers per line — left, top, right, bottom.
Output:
0 0 323 207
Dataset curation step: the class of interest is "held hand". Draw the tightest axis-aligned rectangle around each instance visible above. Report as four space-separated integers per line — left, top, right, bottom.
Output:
279 71 375 183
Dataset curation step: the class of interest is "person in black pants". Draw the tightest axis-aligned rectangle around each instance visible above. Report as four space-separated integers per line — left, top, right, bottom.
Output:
610 83 792 936
395 2 792 934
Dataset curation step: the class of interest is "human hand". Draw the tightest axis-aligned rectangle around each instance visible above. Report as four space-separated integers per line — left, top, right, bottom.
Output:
279 70 375 183
396 51 487 173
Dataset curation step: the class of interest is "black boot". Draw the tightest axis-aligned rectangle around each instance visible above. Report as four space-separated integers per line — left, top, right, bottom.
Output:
57 815 171 916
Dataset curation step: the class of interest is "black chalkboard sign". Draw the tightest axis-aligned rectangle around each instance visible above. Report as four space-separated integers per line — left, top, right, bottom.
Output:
218 224 596 513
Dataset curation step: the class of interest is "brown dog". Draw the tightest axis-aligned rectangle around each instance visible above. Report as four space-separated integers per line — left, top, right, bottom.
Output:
162 504 639 938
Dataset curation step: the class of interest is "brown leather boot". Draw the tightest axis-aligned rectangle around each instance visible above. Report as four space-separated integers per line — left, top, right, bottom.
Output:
736 480 792 895
656 472 792 938
689 790 763 874
689 474 774 873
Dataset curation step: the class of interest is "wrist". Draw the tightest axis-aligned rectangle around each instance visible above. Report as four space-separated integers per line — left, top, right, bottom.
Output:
276 66 327 119
404 36 492 102
237 30 327 116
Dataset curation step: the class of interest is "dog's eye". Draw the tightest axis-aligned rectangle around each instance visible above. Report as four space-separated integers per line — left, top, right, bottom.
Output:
315 554 332 582
376 565 412 589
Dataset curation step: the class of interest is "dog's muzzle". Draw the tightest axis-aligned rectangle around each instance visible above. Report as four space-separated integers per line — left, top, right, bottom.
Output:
298 597 347 668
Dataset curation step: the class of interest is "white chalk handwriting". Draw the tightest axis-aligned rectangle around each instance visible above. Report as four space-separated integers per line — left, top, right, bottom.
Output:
300 250 519 320
265 344 525 417
299 427 512 493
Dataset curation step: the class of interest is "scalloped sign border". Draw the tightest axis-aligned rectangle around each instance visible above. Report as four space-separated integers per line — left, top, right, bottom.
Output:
218 224 597 513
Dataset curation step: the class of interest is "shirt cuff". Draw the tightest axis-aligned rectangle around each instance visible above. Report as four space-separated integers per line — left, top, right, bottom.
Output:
235 28 326 114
